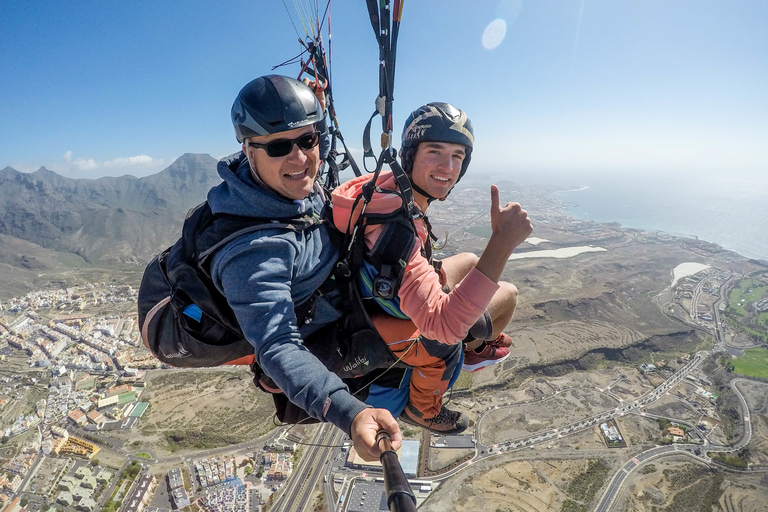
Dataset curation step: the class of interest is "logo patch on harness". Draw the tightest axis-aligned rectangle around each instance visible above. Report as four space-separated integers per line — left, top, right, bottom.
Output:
343 356 370 374
161 345 191 359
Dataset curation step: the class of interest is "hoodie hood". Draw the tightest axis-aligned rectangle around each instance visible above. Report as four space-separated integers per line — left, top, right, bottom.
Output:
331 170 415 233
208 152 323 219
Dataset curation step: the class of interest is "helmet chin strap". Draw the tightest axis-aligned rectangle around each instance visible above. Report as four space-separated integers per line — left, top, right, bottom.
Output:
410 179 442 205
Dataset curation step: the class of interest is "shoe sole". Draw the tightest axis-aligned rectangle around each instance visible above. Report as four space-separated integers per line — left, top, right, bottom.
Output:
462 352 509 372
398 411 469 435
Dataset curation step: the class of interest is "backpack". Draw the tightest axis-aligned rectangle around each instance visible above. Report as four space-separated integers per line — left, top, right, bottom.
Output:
138 201 321 368
137 199 406 423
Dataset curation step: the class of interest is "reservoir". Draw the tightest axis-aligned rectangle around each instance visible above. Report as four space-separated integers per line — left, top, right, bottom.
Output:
509 246 607 260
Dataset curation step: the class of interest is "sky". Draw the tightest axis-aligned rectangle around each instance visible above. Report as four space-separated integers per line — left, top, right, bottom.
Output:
1 0 767 181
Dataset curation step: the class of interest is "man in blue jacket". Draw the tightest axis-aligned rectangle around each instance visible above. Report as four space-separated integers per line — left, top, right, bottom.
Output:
208 74 400 460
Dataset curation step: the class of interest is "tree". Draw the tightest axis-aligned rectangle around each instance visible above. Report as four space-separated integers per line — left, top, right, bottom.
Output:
244 465 253 476
0 436 8 444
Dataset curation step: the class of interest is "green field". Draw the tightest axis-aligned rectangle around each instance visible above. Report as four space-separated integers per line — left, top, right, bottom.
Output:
728 278 767 316
732 348 768 379
129 402 149 417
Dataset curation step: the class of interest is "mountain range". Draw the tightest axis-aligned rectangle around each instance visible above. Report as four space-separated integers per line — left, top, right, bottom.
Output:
0 154 222 289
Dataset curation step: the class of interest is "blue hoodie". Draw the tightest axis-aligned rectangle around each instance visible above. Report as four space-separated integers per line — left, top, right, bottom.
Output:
207 152 368 434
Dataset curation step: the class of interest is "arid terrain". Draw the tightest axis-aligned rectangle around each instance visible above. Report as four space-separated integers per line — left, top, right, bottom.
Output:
3 182 767 511
100 368 276 457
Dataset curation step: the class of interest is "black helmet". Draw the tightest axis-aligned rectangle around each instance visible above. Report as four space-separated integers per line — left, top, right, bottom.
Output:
399 102 474 182
231 75 325 143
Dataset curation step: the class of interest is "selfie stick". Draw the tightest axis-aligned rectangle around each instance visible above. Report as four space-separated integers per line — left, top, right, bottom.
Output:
376 430 417 512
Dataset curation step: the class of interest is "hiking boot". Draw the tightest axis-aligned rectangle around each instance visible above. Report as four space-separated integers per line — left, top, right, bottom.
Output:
487 332 513 348
462 343 510 372
399 402 470 435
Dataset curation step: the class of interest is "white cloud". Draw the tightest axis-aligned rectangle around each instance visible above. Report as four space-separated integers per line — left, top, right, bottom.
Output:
103 155 161 168
53 151 166 178
74 158 99 171
60 150 98 170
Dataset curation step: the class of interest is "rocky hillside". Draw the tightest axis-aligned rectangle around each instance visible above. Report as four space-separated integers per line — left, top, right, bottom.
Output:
0 153 221 268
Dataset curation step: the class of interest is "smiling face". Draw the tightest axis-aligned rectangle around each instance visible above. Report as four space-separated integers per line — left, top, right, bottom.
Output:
410 141 467 209
243 125 320 200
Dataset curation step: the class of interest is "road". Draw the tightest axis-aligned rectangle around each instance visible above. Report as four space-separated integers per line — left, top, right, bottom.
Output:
593 445 703 512
424 346 758 512
419 345 764 512
470 355 703 457
593 377 767 512
419 356 704 486
271 423 340 512
713 275 735 345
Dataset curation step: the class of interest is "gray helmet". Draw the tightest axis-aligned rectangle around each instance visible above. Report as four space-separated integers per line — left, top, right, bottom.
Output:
399 102 474 182
231 75 325 143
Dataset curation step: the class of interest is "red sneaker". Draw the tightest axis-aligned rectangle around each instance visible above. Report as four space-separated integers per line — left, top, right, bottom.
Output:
462 343 510 372
487 332 513 348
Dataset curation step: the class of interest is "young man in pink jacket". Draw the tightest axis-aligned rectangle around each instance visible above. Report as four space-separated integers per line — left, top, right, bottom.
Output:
332 103 533 433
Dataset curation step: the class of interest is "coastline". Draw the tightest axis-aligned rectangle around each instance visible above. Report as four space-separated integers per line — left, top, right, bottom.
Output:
555 178 768 262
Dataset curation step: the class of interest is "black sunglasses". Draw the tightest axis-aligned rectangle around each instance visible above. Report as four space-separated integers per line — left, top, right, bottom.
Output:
247 131 320 158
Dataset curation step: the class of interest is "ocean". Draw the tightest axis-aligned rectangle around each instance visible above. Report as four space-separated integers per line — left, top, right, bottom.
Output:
553 172 768 262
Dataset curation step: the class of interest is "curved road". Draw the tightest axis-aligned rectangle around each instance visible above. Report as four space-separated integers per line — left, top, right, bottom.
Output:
593 377 765 512
424 352 763 512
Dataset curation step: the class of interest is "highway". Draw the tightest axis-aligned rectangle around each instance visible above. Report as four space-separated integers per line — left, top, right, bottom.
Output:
271 423 341 512
713 276 736 345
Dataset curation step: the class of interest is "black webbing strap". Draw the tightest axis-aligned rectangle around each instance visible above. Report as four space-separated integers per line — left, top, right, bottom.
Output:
329 125 363 178
362 109 379 171
363 0 400 154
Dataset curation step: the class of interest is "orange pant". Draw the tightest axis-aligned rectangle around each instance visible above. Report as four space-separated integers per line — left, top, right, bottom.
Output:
371 315 463 419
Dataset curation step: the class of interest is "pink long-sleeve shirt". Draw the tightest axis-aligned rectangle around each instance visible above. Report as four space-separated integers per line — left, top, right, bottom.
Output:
331 171 499 344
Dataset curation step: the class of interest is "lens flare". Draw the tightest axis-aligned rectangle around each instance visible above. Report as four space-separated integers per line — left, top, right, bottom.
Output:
482 19 507 50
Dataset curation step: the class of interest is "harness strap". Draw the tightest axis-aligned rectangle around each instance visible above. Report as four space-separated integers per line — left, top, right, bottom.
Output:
362 109 379 170
366 219 417 300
